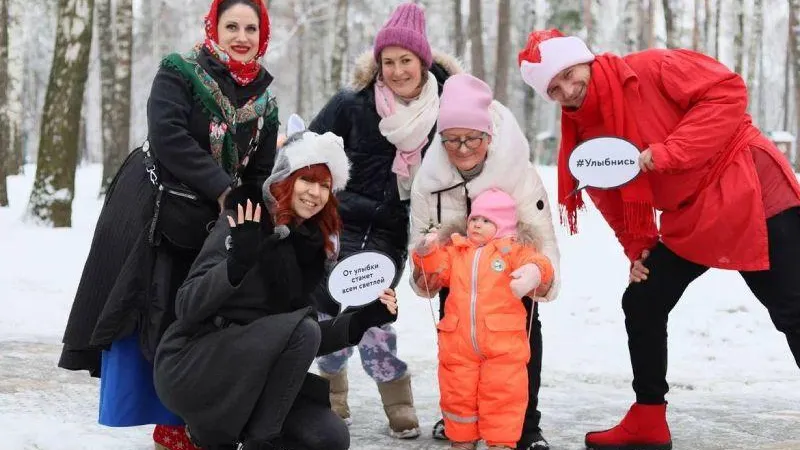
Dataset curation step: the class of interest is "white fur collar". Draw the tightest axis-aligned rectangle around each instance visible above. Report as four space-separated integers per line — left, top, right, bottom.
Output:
414 101 530 196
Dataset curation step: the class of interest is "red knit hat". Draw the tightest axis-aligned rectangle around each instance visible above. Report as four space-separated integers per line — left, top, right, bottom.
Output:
518 29 594 102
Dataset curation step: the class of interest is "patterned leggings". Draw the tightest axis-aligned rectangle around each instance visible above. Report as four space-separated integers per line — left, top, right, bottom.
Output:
316 314 408 383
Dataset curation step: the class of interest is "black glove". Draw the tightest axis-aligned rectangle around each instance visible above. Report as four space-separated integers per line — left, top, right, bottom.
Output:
348 299 397 342
226 219 261 285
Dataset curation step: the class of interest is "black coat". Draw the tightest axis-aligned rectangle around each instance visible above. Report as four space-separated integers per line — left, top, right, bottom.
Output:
308 51 461 315
58 48 278 376
154 185 381 442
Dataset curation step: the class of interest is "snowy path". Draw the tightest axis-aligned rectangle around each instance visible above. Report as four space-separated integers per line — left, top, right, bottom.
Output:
1 165 798 449
0 339 798 449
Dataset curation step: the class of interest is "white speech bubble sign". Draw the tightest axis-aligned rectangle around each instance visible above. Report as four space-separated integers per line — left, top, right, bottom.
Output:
568 137 642 193
327 251 397 313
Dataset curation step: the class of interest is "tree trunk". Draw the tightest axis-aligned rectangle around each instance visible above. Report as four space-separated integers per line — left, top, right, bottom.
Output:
27 0 95 227
494 0 510 104
98 0 116 189
639 0 656 49
746 0 763 115
713 0 721 59
648 0 657 48
703 0 711 53
789 0 800 169
622 0 639 52
294 0 306 118
0 0 8 205
691 0 700 50
7 0 23 174
781 22 794 131
733 0 744 74
453 0 465 59
102 0 133 193
582 0 593 47
522 1 538 160
468 0 485 80
328 0 348 93
662 0 677 48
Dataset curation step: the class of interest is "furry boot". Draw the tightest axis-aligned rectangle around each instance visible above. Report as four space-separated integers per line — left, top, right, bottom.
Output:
319 368 352 425
376 373 421 439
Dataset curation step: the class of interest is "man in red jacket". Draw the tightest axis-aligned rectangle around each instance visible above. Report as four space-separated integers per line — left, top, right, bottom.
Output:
518 29 800 450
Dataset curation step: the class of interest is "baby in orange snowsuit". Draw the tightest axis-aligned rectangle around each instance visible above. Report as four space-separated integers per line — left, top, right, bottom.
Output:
411 188 554 449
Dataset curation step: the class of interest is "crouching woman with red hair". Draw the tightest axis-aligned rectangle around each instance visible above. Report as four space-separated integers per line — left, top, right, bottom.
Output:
153 131 400 450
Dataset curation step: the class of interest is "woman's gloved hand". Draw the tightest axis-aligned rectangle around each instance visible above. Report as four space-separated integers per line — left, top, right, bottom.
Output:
226 199 262 285
348 288 398 340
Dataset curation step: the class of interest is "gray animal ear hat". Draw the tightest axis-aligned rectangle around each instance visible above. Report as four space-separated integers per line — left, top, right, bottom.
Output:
262 123 350 210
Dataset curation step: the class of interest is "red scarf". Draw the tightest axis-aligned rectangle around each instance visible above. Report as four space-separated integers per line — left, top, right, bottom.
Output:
203 0 271 86
558 53 656 236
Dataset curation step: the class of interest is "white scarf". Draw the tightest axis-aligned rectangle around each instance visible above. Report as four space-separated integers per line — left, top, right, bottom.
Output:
374 72 440 199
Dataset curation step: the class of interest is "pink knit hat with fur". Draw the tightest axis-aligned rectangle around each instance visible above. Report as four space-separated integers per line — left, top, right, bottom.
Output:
469 188 518 238
373 3 433 68
438 73 493 135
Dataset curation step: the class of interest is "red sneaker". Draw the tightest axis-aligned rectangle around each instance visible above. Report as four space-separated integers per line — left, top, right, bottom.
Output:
153 424 201 450
584 403 672 450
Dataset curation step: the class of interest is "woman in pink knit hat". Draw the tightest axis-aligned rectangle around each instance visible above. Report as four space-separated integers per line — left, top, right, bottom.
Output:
409 73 560 450
306 2 463 440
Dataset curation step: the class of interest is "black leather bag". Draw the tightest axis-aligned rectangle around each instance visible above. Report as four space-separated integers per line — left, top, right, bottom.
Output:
141 117 264 251
156 181 219 250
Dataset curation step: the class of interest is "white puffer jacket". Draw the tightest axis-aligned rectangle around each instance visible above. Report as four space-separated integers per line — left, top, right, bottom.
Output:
409 101 561 301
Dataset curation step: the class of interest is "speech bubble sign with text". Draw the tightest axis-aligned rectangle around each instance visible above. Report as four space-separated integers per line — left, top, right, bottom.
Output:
327 251 397 314
568 137 641 193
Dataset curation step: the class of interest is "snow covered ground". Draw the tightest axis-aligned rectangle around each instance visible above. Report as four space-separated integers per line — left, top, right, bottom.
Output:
1 164 799 450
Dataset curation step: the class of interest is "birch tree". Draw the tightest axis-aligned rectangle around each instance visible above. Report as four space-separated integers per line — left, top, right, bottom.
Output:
452 0 465 59
582 0 594 47
703 0 711 53
293 0 307 118
692 0 701 50
521 2 538 157
733 0 745 74
494 0 511 104
0 0 8 206
747 0 763 116
621 0 640 52
789 0 800 169
98 0 115 187
662 0 678 48
468 0 485 79
329 0 348 92
99 0 133 193
714 0 721 58
27 0 95 226
637 0 655 49
7 0 23 174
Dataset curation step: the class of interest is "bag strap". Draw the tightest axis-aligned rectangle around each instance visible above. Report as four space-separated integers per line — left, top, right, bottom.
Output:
142 140 159 187
231 115 265 188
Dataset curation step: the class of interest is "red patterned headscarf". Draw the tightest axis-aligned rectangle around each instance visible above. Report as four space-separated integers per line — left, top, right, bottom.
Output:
203 0 270 86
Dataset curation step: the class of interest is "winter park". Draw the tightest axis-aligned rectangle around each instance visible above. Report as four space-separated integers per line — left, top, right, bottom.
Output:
2 0 800 449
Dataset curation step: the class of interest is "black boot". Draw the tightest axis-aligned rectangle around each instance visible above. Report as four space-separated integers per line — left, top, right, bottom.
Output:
432 418 447 440
517 429 549 450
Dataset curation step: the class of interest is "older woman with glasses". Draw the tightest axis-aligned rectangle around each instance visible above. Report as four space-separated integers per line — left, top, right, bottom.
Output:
408 73 560 450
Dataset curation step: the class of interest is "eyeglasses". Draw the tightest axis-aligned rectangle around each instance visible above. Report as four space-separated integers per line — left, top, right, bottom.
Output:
441 133 488 152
